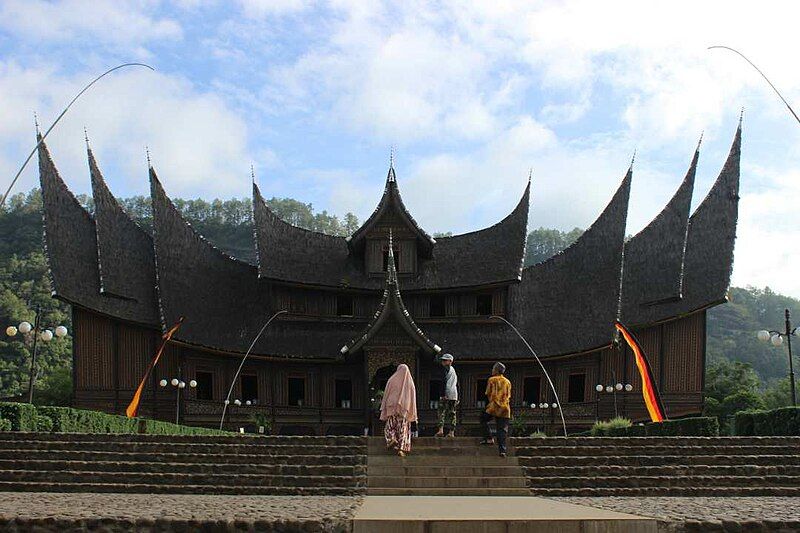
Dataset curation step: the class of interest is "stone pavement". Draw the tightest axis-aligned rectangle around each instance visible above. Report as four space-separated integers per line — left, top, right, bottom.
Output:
0 492 361 532
558 497 800 532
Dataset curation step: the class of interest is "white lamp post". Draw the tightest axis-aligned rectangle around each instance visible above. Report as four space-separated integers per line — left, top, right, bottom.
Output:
6 308 68 403
596 376 633 419
159 367 197 424
756 308 798 406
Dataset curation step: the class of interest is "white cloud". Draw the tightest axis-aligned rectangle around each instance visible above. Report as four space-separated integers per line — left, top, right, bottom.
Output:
237 0 312 18
0 62 252 200
0 0 182 46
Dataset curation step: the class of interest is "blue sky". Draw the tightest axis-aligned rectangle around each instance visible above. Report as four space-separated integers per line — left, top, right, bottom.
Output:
2 1 800 296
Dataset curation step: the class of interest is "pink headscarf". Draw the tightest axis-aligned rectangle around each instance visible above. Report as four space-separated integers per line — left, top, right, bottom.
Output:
380 364 417 422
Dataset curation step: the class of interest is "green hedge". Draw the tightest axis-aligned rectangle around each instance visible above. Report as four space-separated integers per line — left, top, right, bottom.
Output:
734 407 800 436
139 418 230 436
37 406 139 434
645 417 719 436
35 415 53 432
0 418 10 431
0 402 37 431
597 417 719 437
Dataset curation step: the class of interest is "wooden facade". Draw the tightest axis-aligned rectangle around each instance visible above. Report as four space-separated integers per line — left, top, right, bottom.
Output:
38 125 741 435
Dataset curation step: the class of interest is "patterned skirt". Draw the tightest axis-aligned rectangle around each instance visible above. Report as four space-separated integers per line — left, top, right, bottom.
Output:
384 414 412 453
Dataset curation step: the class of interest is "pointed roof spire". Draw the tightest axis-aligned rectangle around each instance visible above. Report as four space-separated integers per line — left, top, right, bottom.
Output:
528 168 533 183
629 149 637 170
739 107 745 126
145 146 151 168
250 164 256 185
34 112 40 136
389 145 395 170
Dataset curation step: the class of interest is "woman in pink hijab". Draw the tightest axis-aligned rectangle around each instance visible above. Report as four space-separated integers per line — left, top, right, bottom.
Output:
380 364 418 456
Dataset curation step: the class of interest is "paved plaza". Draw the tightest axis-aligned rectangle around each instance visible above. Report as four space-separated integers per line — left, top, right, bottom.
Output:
1 492 800 532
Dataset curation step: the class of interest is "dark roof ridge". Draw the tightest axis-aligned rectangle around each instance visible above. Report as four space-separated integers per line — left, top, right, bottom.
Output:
348 166 436 253
689 123 741 220
434 180 531 240
149 168 253 268
37 135 93 224
252 182 348 242
523 168 633 272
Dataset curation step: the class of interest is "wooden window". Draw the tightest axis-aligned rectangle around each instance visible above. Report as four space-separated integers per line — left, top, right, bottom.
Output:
288 377 305 406
335 379 352 408
241 374 258 403
523 376 541 407
336 294 354 317
430 295 446 317
195 371 213 401
476 378 488 408
568 373 586 403
476 294 493 316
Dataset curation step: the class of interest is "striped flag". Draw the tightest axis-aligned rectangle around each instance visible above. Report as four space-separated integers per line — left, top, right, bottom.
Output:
614 321 667 423
126 317 184 418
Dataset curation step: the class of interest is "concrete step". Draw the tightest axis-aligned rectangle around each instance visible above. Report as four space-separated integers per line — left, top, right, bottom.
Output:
368 475 528 489
367 487 531 496
0 469 365 487
520 454 800 467
368 445 511 456
368 455 518 466
529 486 800 497
515 444 800 456
523 464 800 477
0 459 363 476
353 495 657 533
0 440 357 455
526 474 800 489
0 448 366 465
0 432 366 446
512 436 800 446
0 480 365 495
368 465 523 477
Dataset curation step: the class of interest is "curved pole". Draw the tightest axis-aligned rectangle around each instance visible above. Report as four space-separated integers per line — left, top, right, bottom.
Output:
219 309 288 430
708 45 800 126
490 315 568 438
2 63 156 206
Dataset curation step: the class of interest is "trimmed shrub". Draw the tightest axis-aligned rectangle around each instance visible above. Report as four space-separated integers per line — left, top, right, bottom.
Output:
646 416 719 436
0 418 10 431
139 418 230 436
591 417 631 436
733 410 756 436
736 407 800 436
35 415 53 432
0 402 37 431
38 406 138 433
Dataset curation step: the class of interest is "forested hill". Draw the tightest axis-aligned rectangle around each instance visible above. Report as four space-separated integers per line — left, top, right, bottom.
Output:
0 190 797 407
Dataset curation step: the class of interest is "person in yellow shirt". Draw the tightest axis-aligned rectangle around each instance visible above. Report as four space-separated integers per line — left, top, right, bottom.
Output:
479 362 511 457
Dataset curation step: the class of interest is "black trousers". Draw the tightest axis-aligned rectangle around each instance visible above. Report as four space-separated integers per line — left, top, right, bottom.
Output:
480 411 509 454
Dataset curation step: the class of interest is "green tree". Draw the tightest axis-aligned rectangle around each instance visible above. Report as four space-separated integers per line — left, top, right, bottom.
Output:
762 378 794 410
524 227 582 266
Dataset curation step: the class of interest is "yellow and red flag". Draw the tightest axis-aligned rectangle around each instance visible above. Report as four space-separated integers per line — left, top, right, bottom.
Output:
126 317 184 418
615 321 667 423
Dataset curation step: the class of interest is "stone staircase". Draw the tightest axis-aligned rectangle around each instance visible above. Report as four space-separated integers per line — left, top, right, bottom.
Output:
367 436 530 495
0 432 367 495
514 436 800 496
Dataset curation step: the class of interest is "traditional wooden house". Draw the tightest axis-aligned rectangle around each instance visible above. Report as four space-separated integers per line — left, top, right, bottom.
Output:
37 122 741 434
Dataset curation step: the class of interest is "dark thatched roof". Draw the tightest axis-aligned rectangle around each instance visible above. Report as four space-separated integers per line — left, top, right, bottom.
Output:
509 169 632 357
348 166 436 256
252 182 362 286
649 123 741 321
151 170 359 358
253 178 530 290
89 147 159 325
341 233 441 355
38 138 151 322
619 146 697 326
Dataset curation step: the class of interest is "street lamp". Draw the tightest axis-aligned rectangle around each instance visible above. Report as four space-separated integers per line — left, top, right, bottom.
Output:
159 368 197 424
757 307 797 406
596 379 632 418
5 307 68 403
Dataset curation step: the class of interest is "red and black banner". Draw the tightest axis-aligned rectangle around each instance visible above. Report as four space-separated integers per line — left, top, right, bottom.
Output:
615 321 667 423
